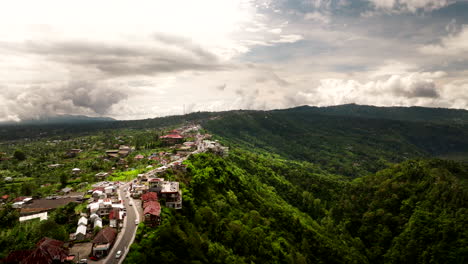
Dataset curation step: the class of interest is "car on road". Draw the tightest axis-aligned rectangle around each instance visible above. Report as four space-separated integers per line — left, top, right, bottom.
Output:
129 201 133 206
135 219 139 225
116 250 122 259
78 259 87 264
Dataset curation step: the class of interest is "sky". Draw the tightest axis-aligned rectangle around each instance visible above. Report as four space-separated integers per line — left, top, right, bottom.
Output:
1 0 468 121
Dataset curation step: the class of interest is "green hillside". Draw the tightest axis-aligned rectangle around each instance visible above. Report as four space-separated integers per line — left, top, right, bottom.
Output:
203 108 468 176
126 151 468 264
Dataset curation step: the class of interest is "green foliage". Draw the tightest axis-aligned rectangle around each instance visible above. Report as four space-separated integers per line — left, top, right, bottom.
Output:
13 149 26 161
126 152 367 264
203 109 468 177
0 202 79 258
0 203 20 229
334 159 468 263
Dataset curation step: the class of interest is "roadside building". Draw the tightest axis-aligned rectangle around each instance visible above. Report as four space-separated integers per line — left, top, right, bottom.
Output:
141 192 158 205
109 209 122 228
143 201 161 226
159 181 182 209
92 227 117 258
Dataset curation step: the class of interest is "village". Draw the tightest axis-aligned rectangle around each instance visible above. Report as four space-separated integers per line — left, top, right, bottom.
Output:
0 124 228 264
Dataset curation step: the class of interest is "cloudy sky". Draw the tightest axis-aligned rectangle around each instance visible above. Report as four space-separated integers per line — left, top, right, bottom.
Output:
1 0 468 121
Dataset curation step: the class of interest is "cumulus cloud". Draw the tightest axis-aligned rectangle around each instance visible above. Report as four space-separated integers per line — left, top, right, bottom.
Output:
287 71 443 107
0 81 128 121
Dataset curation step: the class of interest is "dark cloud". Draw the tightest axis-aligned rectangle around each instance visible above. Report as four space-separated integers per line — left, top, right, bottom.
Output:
0 81 128 121
65 82 128 114
394 80 440 98
6 33 224 77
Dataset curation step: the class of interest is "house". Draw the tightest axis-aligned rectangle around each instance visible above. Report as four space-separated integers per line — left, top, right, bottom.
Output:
95 172 109 180
78 216 88 226
160 132 184 145
148 178 165 192
92 190 105 200
159 181 182 209
94 217 103 229
134 154 144 160
61 187 72 195
92 227 117 258
72 168 81 175
118 145 132 157
141 191 158 203
15 237 69 264
97 199 113 216
47 164 63 168
143 201 161 226
75 224 87 241
4 176 12 182
105 150 120 158
89 213 99 222
104 186 116 195
88 202 100 214
109 209 122 228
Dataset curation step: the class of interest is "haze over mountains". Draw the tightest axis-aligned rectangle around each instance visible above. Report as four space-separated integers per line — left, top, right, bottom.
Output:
0 115 115 125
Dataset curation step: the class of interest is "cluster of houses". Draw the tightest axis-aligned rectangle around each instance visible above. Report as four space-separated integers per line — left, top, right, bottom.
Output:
70 181 124 258
1 124 231 263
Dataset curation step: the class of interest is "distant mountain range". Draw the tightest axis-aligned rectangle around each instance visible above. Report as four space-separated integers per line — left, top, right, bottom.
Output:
0 115 115 125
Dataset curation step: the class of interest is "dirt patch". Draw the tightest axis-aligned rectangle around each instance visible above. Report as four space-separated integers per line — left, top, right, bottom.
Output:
69 242 93 261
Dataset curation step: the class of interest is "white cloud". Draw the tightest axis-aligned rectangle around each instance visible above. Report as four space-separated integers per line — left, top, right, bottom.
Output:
420 24 468 57
367 0 456 13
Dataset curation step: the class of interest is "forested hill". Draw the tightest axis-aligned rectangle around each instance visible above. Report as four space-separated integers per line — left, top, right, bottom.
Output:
127 152 468 264
204 108 468 177
292 104 468 124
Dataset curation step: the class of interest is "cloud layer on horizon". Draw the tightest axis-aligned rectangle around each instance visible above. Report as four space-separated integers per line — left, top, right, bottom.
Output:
0 0 468 121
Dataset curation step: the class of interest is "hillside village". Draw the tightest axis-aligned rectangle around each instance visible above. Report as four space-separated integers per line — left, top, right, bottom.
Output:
0 124 228 264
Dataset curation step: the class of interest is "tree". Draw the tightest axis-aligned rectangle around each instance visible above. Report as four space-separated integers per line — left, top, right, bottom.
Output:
59 173 68 187
13 150 26 161
0 204 20 228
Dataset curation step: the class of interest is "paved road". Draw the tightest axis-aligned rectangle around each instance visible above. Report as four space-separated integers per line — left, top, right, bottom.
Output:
90 183 141 264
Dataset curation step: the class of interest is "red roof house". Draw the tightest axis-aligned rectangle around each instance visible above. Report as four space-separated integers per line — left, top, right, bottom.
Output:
143 201 161 226
21 237 69 264
141 192 158 203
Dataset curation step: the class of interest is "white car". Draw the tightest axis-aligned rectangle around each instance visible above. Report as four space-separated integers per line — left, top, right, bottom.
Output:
129 201 133 206
135 219 139 225
115 250 122 259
